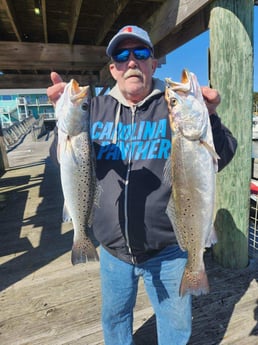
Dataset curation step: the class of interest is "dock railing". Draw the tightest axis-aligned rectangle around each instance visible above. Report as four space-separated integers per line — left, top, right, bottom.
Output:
2 116 36 150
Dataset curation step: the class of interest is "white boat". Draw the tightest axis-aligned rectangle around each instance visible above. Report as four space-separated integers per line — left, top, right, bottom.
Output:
252 116 258 140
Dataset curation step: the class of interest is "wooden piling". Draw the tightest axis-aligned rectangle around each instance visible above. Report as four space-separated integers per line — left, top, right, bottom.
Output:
0 125 9 174
209 0 254 268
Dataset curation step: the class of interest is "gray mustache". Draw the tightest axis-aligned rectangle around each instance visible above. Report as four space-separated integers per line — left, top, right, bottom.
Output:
124 69 143 79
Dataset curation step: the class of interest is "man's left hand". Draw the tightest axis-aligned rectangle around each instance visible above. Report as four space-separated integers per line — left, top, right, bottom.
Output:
201 86 221 115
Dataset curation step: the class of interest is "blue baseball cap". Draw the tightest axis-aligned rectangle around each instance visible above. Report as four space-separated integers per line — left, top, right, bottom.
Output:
106 25 153 57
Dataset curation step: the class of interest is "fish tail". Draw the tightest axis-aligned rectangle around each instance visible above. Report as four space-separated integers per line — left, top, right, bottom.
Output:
71 238 99 265
180 267 209 297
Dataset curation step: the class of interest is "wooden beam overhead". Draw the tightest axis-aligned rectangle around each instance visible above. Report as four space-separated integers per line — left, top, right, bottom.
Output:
146 0 213 49
154 9 210 58
68 0 83 45
2 0 22 41
95 0 130 45
0 0 218 88
0 73 99 89
0 42 108 64
41 0 48 43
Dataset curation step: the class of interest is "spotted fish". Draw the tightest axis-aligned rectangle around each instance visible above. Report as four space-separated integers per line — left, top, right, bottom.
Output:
164 69 219 296
55 79 99 264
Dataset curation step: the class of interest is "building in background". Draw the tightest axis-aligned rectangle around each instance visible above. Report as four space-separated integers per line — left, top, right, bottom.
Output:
0 89 54 128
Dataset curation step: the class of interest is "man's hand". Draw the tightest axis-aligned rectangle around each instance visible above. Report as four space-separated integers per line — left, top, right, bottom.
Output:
47 72 66 105
201 86 221 115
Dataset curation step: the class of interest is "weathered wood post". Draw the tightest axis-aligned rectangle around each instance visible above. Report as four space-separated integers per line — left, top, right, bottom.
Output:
0 125 9 174
209 0 254 268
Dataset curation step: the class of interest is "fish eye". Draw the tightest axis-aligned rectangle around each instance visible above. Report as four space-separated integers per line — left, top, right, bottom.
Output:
81 103 88 111
170 98 178 106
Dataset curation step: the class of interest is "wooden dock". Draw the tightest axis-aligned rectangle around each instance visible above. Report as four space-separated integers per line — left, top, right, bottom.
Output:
0 130 257 345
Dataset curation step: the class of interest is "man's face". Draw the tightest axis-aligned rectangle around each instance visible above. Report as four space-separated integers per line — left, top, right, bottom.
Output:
109 39 158 105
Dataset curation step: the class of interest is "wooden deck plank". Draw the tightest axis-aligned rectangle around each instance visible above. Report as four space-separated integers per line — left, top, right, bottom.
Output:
0 130 258 345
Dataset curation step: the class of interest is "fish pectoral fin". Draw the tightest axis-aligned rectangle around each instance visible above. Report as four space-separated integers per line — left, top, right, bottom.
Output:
62 203 72 222
205 225 218 247
63 137 79 165
94 184 103 208
163 156 172 187
200 140 220 161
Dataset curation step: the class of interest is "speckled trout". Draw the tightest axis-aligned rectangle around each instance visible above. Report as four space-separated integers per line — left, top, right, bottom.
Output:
164 69 219 296
55 79 99 264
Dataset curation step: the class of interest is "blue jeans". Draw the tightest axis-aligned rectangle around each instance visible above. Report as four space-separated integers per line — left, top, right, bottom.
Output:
100 245 192 345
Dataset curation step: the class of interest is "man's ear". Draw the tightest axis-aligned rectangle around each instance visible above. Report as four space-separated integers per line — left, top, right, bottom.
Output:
152 59 158 75
109 63 117 81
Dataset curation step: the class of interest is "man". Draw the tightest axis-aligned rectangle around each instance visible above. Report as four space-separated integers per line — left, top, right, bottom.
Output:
47 26 237 345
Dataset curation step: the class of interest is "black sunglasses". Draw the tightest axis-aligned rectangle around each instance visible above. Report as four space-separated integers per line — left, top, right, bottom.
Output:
112 46 153 63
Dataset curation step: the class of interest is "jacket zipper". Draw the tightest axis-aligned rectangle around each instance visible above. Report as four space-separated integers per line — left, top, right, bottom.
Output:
124 105 136 264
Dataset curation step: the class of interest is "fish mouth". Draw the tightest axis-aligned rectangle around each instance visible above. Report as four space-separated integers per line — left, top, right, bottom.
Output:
181 69 189 84
165 69 191 92
70 79 90 102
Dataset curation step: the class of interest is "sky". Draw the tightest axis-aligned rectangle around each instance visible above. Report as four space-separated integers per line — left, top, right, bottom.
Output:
154 6 258 92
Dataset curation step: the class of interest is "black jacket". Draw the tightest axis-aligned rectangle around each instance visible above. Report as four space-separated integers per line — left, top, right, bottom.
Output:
90 78 237 264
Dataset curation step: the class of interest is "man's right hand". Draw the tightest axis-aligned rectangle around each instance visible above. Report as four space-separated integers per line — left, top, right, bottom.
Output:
47 72 67 105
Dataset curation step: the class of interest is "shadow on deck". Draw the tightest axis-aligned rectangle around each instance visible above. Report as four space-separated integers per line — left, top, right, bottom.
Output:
0 131 257 345
133 252 258 345
0 154 73 291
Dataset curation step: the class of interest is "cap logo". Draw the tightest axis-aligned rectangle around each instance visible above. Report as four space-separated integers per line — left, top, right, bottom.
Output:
106 25 153 57
122 27 133 33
